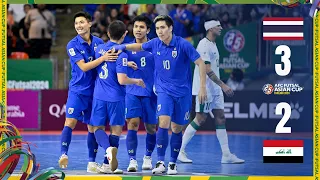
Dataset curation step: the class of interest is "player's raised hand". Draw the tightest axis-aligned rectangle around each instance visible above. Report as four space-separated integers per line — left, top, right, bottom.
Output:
128 61 138 70
221 84 234 97
198 87 207 104
135 79 146 88
103 49 118 62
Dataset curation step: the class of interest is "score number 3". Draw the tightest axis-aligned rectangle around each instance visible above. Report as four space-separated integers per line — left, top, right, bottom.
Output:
274 45 292 134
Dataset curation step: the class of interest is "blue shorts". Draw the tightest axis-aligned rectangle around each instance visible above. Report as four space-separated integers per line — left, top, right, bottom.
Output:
65 91 92 124
156 93 191 125
90 98 125 126
125 93 157 125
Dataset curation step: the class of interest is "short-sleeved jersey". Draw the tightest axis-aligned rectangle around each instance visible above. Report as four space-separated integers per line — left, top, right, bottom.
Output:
193 38 221 96
94 41 128 102
142 35 200 97
125 40 155 97
66 34 104 96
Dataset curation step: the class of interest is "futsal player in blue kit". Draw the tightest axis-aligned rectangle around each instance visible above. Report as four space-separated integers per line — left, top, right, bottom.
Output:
90 20 146 173
113 15 207 175
58 11 118 172
124 15 157 172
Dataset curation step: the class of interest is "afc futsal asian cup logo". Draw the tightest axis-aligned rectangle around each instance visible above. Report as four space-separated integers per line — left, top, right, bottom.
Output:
263 83 304 95
271 0 320 18
223 30 245 53
263 84 274 95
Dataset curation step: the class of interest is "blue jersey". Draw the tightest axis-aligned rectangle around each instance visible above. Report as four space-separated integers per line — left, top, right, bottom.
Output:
125 40 155 97
94 41 128 102
66 34 104 96
141 35 200 97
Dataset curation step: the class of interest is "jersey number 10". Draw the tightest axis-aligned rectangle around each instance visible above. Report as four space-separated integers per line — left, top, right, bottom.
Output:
274 45 292 134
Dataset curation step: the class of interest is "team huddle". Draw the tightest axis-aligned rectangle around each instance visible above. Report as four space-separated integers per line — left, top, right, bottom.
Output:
58 11 244 175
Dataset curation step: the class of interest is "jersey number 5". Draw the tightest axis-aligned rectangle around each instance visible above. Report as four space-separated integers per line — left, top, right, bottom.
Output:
99 63 108 79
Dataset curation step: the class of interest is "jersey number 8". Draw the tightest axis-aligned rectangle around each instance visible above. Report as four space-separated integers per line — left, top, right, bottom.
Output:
141 57 146 67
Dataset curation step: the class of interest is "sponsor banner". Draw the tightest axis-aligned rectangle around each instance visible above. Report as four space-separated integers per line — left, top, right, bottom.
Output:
7 90 39 130
40 90 85 131
263 140 304 163
8 59 53 90
40 90 145 131
193 90 313 132
215 22 257 79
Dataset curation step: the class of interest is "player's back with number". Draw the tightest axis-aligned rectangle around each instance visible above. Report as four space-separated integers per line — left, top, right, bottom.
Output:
142 36 199 97
126 48 154 97
94 42 128 101
67 35 104 95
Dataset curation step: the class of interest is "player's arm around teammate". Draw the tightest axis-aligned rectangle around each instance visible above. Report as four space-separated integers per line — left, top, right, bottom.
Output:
178 19 244 164
123 15 158 172
114 15 207 175
89 20 146 174
59 11 119 172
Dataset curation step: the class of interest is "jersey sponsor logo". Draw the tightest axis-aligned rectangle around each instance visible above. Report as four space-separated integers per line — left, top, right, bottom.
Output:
68 48 76 56
157 104 161 111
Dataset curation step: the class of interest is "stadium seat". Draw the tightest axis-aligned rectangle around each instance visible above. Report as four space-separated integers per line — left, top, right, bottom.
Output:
10 52 29 60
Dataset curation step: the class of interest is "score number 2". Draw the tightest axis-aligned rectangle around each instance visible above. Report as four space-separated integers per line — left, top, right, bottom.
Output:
274 45 292 134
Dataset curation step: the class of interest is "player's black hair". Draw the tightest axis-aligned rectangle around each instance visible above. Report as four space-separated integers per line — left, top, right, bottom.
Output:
73 11 92 22
108 20 127 40
154 15 174 28
132 15 152 29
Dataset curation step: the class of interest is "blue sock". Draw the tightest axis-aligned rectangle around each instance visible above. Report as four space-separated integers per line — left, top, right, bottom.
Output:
87 132 98 162
156 127 168 161
145 133 156 156
126 130 137 160
170 132 182 163
109 134 120 148
60 126 72 155
94 129 110 150
103 135 120 164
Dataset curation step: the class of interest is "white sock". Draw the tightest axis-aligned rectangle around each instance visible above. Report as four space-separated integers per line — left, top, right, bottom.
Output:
216 129 231 156
181 118 199 151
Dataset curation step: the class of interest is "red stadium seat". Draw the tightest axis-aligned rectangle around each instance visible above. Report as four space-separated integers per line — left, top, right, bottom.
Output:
9 52 29 60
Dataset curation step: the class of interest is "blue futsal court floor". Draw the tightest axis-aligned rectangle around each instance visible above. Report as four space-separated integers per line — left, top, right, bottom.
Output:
15 131 313 176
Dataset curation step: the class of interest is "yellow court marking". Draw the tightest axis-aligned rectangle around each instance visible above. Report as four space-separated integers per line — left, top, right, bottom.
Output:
142 176 152 180
190 176 210 180
248 177 314 180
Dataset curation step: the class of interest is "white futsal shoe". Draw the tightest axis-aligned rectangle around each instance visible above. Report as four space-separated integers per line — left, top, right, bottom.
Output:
152 161 166 174
178 150 192 163
98 163 113 174
221 153 245 164
142 156 152 170
167 163 178 175
105 147 118 171
127 158 138 172
58 154 68 169
87 162 101 173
